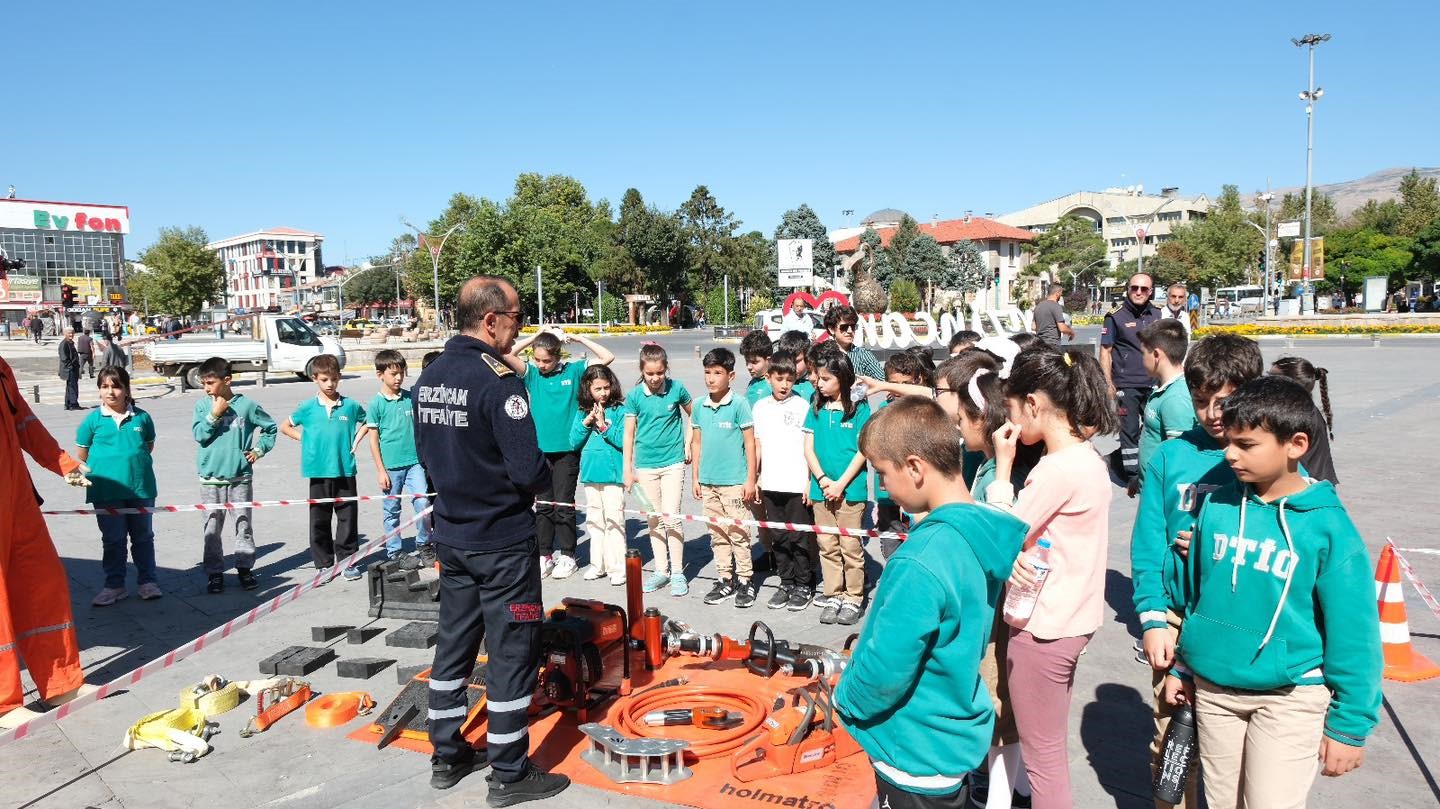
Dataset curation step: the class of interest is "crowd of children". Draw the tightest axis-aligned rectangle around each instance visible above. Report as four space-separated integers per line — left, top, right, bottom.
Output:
67 307 1380 809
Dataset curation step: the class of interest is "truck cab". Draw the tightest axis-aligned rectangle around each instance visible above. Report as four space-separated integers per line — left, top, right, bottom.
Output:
148 314 345 388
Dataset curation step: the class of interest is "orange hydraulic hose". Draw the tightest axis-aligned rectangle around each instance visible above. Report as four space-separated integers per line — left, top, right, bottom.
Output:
613 685 770 760
304 691 376 728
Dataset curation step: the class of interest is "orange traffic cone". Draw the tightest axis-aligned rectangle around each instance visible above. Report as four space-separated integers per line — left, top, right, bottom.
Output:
1375 544 1440 683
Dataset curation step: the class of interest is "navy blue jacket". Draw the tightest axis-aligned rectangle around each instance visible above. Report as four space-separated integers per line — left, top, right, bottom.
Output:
415 334 551 550
1102 300 1162 389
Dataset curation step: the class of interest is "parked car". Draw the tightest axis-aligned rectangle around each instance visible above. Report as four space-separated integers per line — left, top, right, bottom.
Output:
148 314 345 388
753 308 824 340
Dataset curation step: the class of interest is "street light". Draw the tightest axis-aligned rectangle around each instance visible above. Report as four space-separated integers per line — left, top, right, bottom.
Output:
400 217 465 331
1293 32 1330 315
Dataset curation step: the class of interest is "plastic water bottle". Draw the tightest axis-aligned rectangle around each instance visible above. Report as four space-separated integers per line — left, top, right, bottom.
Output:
849 381 868 402
1003 539 1052 623
1153 703 1198 804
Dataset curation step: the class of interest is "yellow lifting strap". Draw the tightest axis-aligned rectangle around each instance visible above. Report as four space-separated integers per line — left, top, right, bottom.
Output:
127 675 300 762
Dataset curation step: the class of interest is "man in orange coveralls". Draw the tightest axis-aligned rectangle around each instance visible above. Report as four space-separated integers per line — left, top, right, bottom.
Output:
0 355 93 728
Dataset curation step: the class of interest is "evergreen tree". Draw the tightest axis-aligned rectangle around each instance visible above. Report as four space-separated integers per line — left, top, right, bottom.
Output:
885 215 922 275
1397 169 1440 238
772 204 835 283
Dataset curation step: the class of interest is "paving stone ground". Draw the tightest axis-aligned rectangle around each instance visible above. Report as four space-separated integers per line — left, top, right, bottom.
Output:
3 331 1437 809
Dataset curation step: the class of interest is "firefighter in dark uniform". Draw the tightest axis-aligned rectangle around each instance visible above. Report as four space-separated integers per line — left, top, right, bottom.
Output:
1100 272 1161 488
413 276 570 804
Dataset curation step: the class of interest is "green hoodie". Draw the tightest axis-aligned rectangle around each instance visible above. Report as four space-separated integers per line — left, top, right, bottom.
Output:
1130 427 1234 632
192 395 278 484
834 502 1027 794
1177 479 1382 747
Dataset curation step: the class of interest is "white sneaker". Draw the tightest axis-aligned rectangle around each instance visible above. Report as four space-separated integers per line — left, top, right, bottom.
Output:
582 565 606 581
539 555 555 579
551 554 577 579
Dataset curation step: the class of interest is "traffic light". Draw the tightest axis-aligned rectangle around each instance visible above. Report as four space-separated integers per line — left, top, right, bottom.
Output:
993 267 1001 283
1257 249 1266 274
61 284 75 308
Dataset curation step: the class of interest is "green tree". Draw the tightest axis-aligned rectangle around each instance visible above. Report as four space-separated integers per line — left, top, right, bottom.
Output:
900 234 949 309
772 204 835 283
947 239 990 297
1397 169 1440 238
888 279 921 312
1325 228 1413 287
344 266 403 312
1168 185 1263 287
1025 213 1105 282
1346 198 1404 235
679 185 741 291
130 226 224 316
885 215 922 277
1405 220 1440 282
1276 191 1339 235
728 230 775 301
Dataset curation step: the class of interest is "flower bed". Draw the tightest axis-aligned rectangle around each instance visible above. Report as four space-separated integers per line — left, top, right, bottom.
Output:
519 324 673 336
1193 323 1440 337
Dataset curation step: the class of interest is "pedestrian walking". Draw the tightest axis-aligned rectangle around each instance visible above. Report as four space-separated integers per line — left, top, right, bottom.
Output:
58 328 81 410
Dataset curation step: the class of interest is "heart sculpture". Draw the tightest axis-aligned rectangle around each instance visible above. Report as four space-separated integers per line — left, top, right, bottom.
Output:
781 290 852 343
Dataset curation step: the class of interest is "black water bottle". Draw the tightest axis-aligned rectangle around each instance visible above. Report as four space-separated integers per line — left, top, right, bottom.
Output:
1153 703 1197 804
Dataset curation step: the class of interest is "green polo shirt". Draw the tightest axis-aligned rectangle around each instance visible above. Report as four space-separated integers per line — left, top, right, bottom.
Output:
77 406 157 504
793 377 816 406
803 399 871 502
524 359 588 453
290 395 366 479
366 388 420 470
745 377 771 405
1139 374 1199 471
691 392 754 486
623 378 692 469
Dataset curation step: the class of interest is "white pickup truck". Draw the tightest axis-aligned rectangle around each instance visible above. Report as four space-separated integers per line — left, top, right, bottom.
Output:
147 314 346 388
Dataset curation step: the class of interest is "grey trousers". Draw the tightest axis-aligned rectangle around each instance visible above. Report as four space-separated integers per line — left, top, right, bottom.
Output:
202 481 255 574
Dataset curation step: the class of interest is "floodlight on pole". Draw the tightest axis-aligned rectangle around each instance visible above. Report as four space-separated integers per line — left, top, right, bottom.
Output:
1293 32 1330 315
401 217 465 330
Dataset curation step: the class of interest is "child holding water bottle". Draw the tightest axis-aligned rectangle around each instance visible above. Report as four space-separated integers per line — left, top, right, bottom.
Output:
985 349 1118 809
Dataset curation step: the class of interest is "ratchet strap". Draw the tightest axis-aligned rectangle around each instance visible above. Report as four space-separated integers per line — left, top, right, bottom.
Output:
305 691 375 729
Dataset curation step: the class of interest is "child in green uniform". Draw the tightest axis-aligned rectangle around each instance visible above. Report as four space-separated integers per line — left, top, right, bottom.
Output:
837 397 1027 808
1132 333 1263 809
1164 376 1381 809
363 350 430 563
690 348 758 608
739 331 773 405
193 357 277 593
570 365 628 584
78 367 160 606
870 350 934 558
622 343 694 595
776 330 815 403
281 354 367 580
513 326 615 579
1132 319 1198 496
802 350 870 626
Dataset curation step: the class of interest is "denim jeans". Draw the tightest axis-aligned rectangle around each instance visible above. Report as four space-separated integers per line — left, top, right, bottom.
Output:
384 463 431 556
96 498 157 588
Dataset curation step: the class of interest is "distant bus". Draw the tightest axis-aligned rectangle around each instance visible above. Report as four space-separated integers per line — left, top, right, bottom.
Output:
1215 285 1264 313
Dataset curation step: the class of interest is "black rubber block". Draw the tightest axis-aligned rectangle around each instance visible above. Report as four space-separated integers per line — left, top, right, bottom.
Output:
384 621 438 649
275 646 337 676
347 626 385 645
396 663 428 685
311 625 354 642
337 657 395 680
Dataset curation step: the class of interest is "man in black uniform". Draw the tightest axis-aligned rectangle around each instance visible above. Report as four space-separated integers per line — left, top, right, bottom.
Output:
1100 272 1160 487
414 276 570 805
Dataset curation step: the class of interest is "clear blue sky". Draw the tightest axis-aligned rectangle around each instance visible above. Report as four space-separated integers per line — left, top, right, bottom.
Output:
5 1 1436 260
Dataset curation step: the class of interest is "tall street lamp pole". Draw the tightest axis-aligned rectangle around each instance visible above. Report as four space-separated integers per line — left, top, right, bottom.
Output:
401 218 465 331
1294 32 1330 315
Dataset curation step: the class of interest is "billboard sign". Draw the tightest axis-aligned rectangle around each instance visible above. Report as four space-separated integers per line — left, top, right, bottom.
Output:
0 199 130 234
0 275 41 303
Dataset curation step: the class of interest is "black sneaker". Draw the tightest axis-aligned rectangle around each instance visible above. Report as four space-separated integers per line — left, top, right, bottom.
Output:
431 750 487 790
819 603 841 624
703 578 738 605
486 766 570 807
206 574 224 594
734 581 757 609
237 568 258 590
767 585 792 609
836 602 863 625
787 589 811 611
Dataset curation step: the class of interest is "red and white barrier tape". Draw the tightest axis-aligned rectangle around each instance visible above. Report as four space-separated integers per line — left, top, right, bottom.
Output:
42 492 435 517
535 499 908 541
1389 539 1440 621
0 505 433 747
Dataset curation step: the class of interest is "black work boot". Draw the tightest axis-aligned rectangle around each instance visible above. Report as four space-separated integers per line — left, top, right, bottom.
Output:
486 766 570 807
431 750 487 790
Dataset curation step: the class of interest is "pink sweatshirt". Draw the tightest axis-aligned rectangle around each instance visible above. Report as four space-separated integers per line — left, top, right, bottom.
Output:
985 441 1113 639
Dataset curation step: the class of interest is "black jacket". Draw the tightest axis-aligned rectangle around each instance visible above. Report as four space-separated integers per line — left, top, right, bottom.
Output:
58 340 79 377
415 334 550 550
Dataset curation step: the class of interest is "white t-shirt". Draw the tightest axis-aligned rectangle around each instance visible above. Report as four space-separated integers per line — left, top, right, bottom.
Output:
752 394 811 493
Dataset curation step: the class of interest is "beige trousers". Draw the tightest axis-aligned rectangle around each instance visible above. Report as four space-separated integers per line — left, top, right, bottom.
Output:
702 484 752 581
813 500 865 605
582 484 627 577
1194 676 1329 809
635 463 685 576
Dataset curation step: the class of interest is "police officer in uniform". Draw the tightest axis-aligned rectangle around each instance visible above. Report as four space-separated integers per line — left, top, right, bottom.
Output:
1100 272 1161 487
414 276 570 804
